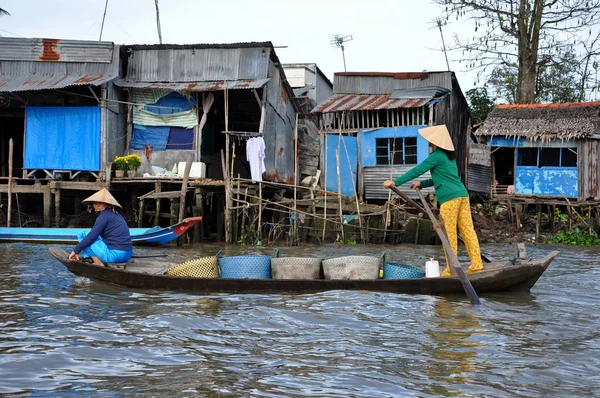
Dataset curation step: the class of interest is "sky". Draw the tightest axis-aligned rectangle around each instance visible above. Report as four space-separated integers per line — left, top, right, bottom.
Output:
0 0 481 92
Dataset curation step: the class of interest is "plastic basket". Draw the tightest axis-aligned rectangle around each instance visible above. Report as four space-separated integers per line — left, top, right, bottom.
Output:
166 256 220 278
271 257 322 280
321 256 380 280
383 262 425 279
218 255 272 279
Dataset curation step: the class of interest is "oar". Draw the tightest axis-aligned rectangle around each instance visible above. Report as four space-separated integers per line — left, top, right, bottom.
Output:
388 186 481 306
388 185 492 263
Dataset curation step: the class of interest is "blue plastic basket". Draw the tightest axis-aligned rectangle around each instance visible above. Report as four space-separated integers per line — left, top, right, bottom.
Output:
218 255 272 279
383 262 425 279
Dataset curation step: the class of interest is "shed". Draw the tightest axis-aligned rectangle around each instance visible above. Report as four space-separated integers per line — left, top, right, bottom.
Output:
475 102 600 200
115 42 298 184
311 71 470 200
0 37 124 180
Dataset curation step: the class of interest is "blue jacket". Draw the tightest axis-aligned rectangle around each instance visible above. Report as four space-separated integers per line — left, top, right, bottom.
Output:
74 209 133 254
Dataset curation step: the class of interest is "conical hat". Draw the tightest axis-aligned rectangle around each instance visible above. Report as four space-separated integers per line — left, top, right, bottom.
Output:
418 125 455 151
82 188 122 208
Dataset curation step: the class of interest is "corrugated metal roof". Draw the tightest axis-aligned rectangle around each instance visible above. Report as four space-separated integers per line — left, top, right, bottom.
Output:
0 37 114 63
0 40 120 92
113 78 270 91
390 86 450 99
333 72 454 94
311 94 430 113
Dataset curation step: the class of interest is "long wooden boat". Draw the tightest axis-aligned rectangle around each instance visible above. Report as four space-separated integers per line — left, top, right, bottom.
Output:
2 217 201 246
48 247 559 295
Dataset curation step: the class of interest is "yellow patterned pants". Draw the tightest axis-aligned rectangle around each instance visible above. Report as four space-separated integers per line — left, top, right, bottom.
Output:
439 196 483 275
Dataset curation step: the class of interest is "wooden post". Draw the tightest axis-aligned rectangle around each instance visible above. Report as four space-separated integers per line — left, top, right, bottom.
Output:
322 137 328 242
138 198 145 228
535 203 541 244
550 204 556 234
7 138 13 227
154 182 162 227
43 187 51 227
293 113 299 245
54 188 61 228
193 188 203 243
178 153 193 223
221 149 232 244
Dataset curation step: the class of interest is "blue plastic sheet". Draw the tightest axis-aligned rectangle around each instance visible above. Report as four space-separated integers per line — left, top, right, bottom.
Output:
145 92 196 114
24 106 100 170
130 125 169 150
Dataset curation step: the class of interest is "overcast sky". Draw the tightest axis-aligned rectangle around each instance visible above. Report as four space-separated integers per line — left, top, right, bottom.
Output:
0 0 480 93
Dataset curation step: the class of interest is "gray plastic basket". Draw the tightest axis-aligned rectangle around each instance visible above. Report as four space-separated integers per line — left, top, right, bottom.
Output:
271 257 322 280
321 255 381 280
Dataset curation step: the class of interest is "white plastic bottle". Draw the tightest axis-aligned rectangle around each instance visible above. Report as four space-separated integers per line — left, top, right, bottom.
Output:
425 258 440 278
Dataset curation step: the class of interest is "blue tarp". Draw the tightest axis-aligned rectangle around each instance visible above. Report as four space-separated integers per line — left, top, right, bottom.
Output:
145 92 196 114
25 106 100 170
131 125 170 150
167 127 194 150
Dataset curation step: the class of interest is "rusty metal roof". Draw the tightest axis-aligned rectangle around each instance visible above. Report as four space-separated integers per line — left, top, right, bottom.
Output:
0 38 119 92
113 78 270 91
311 94 431 113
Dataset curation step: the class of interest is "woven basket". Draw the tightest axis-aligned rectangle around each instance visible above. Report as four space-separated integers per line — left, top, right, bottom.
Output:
166 256 220 278
218 255 272 279
271 257 322 280
383 262 425 279
321 256 380 280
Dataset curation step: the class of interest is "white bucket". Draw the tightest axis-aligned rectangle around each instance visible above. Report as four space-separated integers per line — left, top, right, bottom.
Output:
425 259 440 278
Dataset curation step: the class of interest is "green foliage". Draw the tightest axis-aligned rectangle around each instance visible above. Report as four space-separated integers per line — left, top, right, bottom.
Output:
546 228 600 246
553 208 568 223
466 87 495 125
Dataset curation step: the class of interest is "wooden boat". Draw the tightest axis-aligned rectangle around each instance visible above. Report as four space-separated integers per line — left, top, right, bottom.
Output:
1 217 201 246
48 247 559 296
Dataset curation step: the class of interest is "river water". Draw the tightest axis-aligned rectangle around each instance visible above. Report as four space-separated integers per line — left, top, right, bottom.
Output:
0 242 598 397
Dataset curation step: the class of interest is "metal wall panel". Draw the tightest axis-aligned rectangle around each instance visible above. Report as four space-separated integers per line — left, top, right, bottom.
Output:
363 166 434 200
0 37 114 63
467 164 492 194
334 72 453 95
125 47 270 83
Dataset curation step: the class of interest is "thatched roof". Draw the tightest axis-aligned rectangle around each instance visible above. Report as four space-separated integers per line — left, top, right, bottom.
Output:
476 101 600 140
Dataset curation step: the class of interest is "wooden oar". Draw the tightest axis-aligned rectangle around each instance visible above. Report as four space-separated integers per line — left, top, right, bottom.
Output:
387 186 481 306
415 189 481 305
388 185 492 263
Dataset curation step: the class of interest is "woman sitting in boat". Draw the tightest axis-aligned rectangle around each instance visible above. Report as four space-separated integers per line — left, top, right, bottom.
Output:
383 124 483 276
68 188 133 265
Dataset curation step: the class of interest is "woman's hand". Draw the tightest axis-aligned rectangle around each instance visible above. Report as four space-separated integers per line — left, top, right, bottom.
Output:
383 180 395 188
410 181 421 190
68 251 80 261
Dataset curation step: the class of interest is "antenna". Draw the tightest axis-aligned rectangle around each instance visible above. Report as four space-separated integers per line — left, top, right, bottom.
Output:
331 34 353 72
99 0 109 41
430 18 450 71
154 0 163 44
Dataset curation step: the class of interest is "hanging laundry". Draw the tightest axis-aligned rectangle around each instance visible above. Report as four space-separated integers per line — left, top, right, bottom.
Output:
246 137 266 183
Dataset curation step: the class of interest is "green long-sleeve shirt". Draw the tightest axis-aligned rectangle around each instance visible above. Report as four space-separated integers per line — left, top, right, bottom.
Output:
393 148 468 205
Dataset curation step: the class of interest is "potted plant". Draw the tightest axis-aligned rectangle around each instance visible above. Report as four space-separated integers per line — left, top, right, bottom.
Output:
113 156 128 178
125 154 142 178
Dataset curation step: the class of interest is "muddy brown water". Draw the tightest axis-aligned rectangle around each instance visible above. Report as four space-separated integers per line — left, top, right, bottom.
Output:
0 242 598 397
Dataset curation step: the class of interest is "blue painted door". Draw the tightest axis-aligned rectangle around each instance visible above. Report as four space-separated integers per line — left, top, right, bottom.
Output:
324 135 358 198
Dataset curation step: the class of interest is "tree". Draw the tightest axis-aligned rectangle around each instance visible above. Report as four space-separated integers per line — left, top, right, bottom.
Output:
435 0 600 103
466 87 495 125
0 8 9 16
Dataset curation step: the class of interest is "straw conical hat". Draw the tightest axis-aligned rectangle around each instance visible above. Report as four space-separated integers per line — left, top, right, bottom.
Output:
418 125 455 151
82 188 122 208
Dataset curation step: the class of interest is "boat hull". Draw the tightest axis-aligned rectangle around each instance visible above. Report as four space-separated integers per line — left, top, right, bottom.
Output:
49 247 559 295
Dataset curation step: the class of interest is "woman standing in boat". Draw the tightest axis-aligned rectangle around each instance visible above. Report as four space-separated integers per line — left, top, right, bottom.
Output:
383 125 483 276
68 188 133 265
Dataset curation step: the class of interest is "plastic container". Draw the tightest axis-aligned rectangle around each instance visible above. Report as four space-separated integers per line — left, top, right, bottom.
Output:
383 262 425 279
218 255 272 279
425 258 440 278
178 162 206 178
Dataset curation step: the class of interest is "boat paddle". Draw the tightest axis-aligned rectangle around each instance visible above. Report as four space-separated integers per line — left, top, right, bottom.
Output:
388 186 481 306
387 185 492 263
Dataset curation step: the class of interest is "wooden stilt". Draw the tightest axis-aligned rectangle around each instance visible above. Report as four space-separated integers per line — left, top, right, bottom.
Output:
335 148 344 242
7 138 12 227
535 203 541 244
54 188 61 228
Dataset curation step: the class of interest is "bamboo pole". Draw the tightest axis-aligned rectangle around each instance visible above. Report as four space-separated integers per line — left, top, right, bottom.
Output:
322 136 328 241
336 148 344 242
224 79 232 244
257 181 262 241
7 138 13 227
